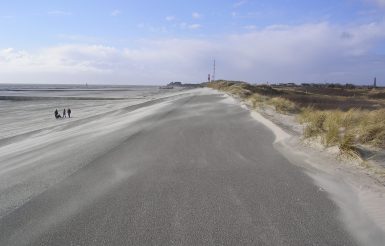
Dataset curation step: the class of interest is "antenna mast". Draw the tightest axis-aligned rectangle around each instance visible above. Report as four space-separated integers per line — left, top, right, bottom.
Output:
212 59 216 82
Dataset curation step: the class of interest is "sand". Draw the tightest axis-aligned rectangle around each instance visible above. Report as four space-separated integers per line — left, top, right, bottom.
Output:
222 92 385 245
1 86 384 245
0 85 193 218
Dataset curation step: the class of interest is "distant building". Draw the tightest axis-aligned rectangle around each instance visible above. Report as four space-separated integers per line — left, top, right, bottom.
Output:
276 82 296 87
374 77 377 88
168 82 182 86
165 81 202 88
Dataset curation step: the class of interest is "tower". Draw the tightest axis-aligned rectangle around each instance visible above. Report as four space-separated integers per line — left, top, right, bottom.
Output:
374 77 377 88
212 59 216 82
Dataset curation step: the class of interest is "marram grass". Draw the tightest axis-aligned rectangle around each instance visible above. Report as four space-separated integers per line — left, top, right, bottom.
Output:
207 81 385 157
299 108 385 157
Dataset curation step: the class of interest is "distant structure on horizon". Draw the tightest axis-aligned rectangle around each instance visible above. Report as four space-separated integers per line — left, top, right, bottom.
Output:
165 81 202 88
374 77 377 88
212 59 216 82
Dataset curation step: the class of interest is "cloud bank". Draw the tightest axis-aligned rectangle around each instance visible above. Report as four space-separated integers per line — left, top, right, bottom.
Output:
1 21 385 84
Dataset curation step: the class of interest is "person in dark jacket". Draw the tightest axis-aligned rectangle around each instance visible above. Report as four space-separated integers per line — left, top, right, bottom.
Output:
67 108 72 118
63 108 66 118
54 109 61 119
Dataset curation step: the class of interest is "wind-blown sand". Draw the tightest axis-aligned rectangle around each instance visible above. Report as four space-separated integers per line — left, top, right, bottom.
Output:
1 86 384 245
223 92 385 245
0 85 192 218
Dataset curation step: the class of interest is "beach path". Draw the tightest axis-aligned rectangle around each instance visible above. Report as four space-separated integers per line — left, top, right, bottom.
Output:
0 90 361 245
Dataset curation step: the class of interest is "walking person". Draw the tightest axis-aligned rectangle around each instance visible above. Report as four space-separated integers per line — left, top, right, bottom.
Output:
67 108 71 118
63 109 66 118
54 109 61 119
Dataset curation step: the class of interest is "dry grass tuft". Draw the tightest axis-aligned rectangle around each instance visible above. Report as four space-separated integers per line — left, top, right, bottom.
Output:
268 97 299 113
339 133 360 159
358 109 385 148
299 108 385 157
248 94 268 108
299 108 326 138
323 117 340 146
207 81 253 98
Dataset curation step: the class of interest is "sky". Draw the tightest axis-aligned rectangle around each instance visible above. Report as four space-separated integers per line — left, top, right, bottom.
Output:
0 0 385 85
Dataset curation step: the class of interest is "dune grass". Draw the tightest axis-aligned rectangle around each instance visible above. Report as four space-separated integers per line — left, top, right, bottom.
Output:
299 108 385 157
248 93 268 108
208 81 295 113
268 97 299 113
207 80 385 157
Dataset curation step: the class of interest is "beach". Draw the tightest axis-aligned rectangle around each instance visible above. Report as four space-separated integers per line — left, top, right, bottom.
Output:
0 85 384 245
0 84 187 217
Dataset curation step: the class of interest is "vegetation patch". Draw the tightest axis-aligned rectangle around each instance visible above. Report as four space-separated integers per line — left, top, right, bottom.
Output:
207 80 385 158
268 97 299 114
299 108 385 156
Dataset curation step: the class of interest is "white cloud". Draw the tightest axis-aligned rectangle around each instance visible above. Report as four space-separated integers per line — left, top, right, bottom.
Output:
243 25 257 30
56 34 103 43
192 12 202 19
188 24 201 30
48 10 72 16
110 9 121 16
0 45 121 76
233 0 248 8
179 22 187 29
1 22 385 84
179 22 202 30
165 16 175 21
135 23 168 33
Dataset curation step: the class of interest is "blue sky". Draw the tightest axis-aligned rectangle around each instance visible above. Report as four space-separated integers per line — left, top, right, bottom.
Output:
1 0 385 84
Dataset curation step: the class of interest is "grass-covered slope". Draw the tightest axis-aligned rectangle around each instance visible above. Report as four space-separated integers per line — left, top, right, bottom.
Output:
207 80 385 157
